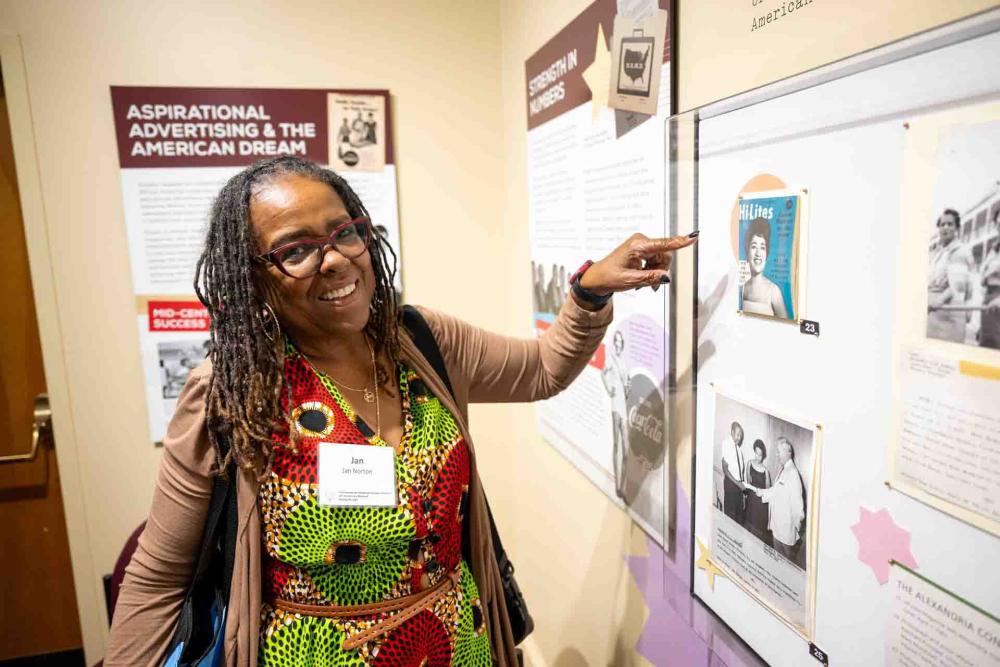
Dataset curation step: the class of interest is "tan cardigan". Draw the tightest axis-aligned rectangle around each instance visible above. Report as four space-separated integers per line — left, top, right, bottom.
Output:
106 298 611 666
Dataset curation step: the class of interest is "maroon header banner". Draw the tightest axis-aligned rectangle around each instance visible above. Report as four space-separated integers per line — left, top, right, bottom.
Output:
524 0 671 131
110 86 394 169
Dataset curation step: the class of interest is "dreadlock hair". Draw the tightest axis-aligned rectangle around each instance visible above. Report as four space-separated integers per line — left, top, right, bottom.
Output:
194 155 400 476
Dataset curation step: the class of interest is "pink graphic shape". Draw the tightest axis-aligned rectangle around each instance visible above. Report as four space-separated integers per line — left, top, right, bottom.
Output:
850 506 918 584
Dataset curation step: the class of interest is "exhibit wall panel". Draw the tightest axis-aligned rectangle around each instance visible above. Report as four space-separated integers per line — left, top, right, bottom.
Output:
498 1 661 665
692 27 1000 666
0 1 504 660
677 0 996 112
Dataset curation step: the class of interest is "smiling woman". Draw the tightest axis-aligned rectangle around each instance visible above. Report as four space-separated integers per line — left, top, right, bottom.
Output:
740 216 789 319
104 155 696 667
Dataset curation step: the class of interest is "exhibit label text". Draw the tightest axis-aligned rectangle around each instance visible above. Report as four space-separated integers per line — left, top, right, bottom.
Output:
749 0 815 33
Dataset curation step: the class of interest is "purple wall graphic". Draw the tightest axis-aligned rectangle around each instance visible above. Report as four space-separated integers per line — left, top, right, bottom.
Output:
625 484 766 666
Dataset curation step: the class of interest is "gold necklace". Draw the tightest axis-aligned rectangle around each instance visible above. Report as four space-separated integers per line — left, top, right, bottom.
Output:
300 340 378 405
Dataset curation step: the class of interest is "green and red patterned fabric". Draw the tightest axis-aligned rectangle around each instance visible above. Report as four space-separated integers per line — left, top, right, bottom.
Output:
258 353 492 666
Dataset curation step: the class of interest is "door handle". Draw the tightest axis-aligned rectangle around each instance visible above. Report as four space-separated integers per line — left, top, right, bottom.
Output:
0 394 51 464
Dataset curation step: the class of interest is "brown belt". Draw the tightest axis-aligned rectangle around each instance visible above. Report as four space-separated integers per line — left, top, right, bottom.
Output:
269 568 461 650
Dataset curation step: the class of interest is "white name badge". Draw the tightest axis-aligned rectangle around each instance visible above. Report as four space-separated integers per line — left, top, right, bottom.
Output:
318 443 397 507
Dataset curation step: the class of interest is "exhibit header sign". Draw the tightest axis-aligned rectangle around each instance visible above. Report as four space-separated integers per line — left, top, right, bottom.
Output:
109 86 402 444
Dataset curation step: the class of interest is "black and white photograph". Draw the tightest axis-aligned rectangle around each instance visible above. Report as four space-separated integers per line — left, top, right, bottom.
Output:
709 389 818 635
531 261 568 316
925 117 1000 350
158 340 210 400
601 332 665 508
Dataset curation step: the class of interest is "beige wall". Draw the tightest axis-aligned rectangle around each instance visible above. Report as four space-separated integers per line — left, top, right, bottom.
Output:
0 1 505 661
677 0 996 112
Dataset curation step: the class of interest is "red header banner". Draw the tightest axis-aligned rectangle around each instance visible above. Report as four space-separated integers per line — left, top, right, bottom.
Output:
148 300 210 332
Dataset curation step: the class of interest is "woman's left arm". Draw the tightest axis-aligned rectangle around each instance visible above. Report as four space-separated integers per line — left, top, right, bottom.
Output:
421 295 610 403
422 233 696 403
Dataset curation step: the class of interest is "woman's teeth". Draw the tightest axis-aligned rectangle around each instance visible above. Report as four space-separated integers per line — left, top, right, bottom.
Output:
320 282 357 301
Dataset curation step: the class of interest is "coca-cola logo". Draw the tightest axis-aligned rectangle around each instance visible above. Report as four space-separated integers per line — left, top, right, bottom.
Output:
629 404 663 442
625 372 665 468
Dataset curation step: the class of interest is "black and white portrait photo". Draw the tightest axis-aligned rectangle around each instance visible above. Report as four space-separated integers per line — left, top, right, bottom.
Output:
158 340 210 400
925 117 1000 350
710 390 818 634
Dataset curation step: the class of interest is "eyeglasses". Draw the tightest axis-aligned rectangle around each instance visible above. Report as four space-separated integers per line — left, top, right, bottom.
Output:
255 217 372 279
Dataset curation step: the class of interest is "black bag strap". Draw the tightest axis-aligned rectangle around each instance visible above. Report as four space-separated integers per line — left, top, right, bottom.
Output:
172 434 237 662
400 305 509 566
190 437 235 591
401 305 454 399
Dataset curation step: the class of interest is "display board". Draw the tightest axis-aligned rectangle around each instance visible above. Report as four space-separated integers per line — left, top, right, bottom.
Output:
525 0 674 544
690 23 1000 667
108 86 401 443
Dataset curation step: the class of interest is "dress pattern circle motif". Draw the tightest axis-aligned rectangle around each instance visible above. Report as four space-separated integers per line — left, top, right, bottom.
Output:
259 352 491 666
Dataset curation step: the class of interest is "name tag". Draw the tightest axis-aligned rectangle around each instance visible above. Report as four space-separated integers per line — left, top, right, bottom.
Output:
318 443 396 507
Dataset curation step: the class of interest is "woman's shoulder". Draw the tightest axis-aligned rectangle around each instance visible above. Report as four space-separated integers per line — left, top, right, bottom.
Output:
946 242 973 265
191 357 213 382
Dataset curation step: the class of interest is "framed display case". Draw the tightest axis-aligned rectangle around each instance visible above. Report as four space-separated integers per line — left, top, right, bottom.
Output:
669 9 1000 666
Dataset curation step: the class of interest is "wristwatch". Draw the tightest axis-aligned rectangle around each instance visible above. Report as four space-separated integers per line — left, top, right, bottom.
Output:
568 260 612 307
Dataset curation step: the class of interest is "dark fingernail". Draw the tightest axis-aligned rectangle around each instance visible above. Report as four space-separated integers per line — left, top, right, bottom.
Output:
687 230 700 238
652 283 660 293
660 275 671 284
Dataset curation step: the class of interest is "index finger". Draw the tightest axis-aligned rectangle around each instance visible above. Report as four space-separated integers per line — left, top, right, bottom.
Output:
634 233 699 256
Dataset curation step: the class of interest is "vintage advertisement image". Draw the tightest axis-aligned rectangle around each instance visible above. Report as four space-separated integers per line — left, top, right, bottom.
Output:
737 190 801 322
709 388 819 636
923 115 1000 350
601 322 666 511
532 267 670 543
327 93 386 172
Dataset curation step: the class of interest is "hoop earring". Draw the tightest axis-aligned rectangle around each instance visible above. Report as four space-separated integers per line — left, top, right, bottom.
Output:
259 301 281 342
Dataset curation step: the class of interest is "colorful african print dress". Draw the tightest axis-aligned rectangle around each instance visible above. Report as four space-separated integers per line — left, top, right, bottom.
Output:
258 351 492 667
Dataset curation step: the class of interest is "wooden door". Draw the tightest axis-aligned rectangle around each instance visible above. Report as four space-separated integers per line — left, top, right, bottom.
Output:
0 65 83 661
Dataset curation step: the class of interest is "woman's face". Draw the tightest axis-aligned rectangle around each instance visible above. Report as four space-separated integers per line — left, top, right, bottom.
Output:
250 175 375 344
938 214 959 243
748 234 768 275
754 448 764 464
